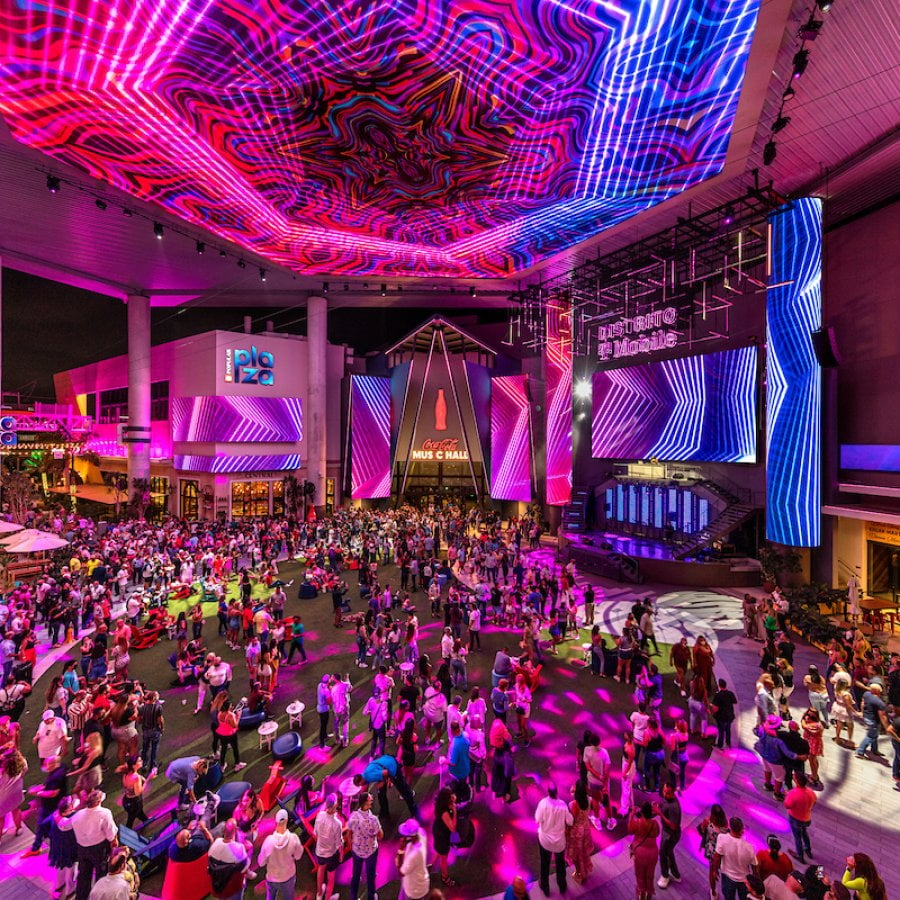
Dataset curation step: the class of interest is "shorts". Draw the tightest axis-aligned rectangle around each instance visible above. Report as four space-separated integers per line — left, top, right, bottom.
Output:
111 723 138 743
316 850 341 872
761 759 785 782
587 783 608 802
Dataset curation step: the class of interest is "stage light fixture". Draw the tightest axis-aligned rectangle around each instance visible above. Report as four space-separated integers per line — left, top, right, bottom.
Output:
792 49 810 79
153 222 164 239
772 115 791 133
782 86 796 102
123 207 133 217
763 140 778 165
799 16 823 40
259 268 267 282
237 259 246 269
722 205 735 226
322 281 329 293
470 286 477 297
219 249 227 258
196 240 206 254
46 175 60 193
95 198 107 211
574 380 592 400
816 0 833 10
380 283 387 296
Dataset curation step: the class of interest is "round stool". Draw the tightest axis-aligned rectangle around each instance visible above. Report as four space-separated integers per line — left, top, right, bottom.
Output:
399 662 414 679
338 775 363 817
272 730 303 762
258 720 278 752
286 700 305 730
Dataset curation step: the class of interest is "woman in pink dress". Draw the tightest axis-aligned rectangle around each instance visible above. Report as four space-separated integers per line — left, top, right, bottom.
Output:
628 801 660 900
801 707 825 788
566 780 595 885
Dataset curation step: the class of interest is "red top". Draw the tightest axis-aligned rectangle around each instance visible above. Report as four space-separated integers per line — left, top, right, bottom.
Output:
783 785 817 822
756 848 794 880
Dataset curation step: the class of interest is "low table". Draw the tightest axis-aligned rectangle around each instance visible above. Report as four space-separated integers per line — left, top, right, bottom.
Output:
258 720 278 751
286 700 305 730
337 776 363 816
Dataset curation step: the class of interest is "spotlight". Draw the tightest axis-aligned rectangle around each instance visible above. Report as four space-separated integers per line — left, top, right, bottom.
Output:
195 240 206 254
153 222 164 240
722 205 735 226
782 86 796 102
323 281 329 293
219 249 227 258
123 207 134 217
95 198 108 211
792 49 809 79
574 380 592 401
469 286 477 297
799 16 823 40
46 175 60 193
816 0 833 10
380 283 387 296
259 268 267 282
772 115 791 133
763 140 778 166
237 259 246 269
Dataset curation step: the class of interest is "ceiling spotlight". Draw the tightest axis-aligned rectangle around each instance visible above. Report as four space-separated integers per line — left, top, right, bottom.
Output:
574 380 592 401
722 205 735 226
799 16 823 39
219 249 227 258
772 115 791 133
763 140 778 166
259 268 267 282
380 283 387 296
46 175 60 193
792 49 810 79
195 240 206 254
153 222 164 240
123 207 133 217
816 0 833 10
237 259 246 269
322 281 329 293
782 86 796 102
95 198 108 211
469 286 477 297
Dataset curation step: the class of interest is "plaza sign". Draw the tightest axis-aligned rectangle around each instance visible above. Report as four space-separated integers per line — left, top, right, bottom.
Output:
225 346 275 385
597 307 679 361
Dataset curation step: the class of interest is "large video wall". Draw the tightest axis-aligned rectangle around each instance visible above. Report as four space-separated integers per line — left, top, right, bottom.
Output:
591 345 758 463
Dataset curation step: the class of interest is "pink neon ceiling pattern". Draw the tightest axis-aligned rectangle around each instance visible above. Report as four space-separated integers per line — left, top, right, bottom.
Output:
0 0 761 278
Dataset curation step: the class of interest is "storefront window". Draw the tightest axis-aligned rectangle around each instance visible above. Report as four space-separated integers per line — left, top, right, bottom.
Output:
149 476 169 521
180 479 199 519
231 481 271 518
272 480 285 517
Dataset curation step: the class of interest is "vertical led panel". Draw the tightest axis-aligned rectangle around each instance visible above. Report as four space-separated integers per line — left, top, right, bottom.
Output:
766 198 822 546
350 375 392 499
545 299 573 505
490 375 532 502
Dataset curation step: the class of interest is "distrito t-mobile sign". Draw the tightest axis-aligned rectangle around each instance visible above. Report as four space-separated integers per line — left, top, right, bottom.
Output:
224 346 275 385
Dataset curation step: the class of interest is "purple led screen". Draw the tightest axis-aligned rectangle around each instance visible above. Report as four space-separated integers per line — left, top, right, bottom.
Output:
546 300 573 505
174 453 301 473
591 346 758 462
491 375 532 502
351 376 392 499
839 445 900 472
172 396 302 442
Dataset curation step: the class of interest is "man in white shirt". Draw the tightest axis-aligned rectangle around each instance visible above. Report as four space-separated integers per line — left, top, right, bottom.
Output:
467 605 481 650
713 817 760 900
88 850 132 900
34 709 68 762
763 871 807 900
534 783 573 896
331 673 352 749
258 808 303 900
206 657 232 697
57 789 118 900
312 794 344 900
208 819 250 898
396 818 430 900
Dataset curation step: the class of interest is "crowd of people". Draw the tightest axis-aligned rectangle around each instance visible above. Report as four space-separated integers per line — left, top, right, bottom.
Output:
0 502 893 900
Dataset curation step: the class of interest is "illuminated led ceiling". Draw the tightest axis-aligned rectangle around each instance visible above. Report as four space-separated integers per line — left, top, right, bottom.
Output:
0 0 761 278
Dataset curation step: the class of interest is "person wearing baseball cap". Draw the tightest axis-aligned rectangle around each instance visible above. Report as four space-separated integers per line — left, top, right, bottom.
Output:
258 807 303 900
396 818 430 900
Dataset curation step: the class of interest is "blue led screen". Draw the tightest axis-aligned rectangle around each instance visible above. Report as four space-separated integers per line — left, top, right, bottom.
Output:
591 346 758 462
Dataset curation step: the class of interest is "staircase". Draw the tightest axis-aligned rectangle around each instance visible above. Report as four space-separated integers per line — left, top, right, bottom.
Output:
673 502 756 560
561 486 590 534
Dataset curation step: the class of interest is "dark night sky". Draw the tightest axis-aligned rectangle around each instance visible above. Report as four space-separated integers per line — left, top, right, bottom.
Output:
2 269 505 402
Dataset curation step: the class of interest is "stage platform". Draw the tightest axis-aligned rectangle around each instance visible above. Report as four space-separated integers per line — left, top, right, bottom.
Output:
561 530 763 588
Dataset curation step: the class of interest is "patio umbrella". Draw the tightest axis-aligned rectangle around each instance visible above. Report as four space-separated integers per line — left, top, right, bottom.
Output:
0 528 44 546
2 530 69 553
0 520 24 535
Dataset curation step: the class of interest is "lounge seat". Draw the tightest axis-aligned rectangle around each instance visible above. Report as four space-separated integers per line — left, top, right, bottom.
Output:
117 809 180 878
272 731 303 762
215 780 252 823
161 852 214 900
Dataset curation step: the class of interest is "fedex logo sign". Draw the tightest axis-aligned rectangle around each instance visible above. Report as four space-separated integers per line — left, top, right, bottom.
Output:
224 346 275 385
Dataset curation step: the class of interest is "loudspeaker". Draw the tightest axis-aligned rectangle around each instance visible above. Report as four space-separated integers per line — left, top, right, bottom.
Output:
811 327 840 367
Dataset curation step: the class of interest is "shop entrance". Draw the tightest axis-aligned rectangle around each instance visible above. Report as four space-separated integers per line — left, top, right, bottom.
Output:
867 539 900 600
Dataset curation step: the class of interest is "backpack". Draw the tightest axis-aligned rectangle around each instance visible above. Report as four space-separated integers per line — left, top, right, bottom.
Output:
207 856 244 895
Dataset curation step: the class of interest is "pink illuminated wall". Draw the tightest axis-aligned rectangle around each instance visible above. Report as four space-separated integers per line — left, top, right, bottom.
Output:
490 375 531 502
172 396 302 442
545 300 573 506
174 454 301 473
350 376 392 499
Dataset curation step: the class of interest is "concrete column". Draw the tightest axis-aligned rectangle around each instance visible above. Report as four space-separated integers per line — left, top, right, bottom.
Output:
125 293 152 495
306 295 328 515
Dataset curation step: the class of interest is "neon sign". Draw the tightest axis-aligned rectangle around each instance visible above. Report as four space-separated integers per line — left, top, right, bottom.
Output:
411 439 469 461
225 346 275 385
597 308 679 361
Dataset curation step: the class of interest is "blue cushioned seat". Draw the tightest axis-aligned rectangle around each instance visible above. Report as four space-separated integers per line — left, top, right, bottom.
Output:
272 731 303 762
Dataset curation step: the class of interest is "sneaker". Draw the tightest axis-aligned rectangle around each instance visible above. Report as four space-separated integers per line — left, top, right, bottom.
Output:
358 662 369 668
234 762 247 771
658 877 670 889
670 874 681 883
762 783 774 791
773 792 785 801
606 817 617 830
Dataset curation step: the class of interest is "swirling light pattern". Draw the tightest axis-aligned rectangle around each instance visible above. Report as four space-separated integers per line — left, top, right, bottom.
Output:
490 375 532 502
591 346 758 463
546 299 572 505
171 396 302 443
350 375 392 499
766 198 822 547
0 0 761 277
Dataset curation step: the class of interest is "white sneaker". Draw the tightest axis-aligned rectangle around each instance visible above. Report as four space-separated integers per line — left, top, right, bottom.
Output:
234 762 247 771
658 877 670 889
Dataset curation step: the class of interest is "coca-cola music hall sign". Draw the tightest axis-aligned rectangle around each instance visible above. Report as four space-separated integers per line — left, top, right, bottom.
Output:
411 439 470 461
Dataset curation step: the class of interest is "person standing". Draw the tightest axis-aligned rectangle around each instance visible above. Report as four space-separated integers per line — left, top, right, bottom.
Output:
57 789 118 900
312 794 344 900
317 674 333 750
138 690 165 777
396 819 430 900
711 679 738 750
783 773 816 865
87 849 133 900
534 783 573 896
582 585 595 629
345 792 383 900
286 616 308 665
856 683 889 759
566 780 595 886
258 808 303 900
655 783 682 889
712 816 758 900
34 709 68 764
23 754 68 857
627 802 660 900
331 672 352 749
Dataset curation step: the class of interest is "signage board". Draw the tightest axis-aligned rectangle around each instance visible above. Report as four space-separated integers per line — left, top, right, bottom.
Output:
224 345 275 385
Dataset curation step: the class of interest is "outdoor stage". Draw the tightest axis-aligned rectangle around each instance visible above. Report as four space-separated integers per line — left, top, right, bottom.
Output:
562 530 763 588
